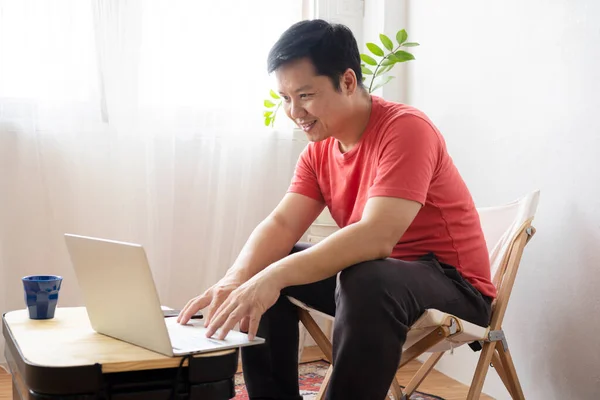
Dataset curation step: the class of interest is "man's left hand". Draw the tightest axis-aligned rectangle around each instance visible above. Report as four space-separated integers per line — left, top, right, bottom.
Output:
205 271 281 340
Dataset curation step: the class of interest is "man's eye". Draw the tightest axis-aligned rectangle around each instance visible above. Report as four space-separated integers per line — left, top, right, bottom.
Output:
299 93 312 99
282 96 291 102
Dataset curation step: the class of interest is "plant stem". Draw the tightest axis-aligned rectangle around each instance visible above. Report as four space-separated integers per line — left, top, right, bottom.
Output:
271 101 282 127
368 44 403 93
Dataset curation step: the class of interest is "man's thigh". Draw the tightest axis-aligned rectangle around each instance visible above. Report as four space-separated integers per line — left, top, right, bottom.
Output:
280 244 490 327
337 255 491 327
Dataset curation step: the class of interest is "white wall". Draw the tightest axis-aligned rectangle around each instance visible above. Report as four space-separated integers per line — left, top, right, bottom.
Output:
405 1 600 399
362 0 409 102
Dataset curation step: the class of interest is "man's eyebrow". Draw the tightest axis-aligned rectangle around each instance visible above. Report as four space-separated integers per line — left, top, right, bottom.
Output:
278 85 314 95
278 85 312 96
294 85 313 93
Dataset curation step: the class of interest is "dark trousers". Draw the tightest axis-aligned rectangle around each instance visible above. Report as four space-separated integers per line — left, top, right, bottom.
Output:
241 243 492 400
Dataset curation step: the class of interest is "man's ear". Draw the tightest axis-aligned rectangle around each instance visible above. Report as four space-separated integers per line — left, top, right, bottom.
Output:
340 68 358 95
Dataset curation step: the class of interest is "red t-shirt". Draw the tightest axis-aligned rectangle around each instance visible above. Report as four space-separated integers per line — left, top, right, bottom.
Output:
288 95 496 298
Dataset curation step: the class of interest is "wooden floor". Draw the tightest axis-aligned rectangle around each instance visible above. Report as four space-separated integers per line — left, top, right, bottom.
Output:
0 366 9 400
1 348 494 399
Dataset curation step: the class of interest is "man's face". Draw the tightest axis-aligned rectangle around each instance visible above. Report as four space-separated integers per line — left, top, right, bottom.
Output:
275 58 351 142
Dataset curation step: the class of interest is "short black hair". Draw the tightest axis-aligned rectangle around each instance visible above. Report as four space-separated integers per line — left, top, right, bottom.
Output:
267 19 363 91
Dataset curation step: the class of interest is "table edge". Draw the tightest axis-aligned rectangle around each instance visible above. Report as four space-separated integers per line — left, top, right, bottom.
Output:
2 310 237 372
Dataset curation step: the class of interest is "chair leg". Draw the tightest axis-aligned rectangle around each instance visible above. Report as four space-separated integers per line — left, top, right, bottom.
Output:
390 377 405 400
466 341 497 399
496 345 525 399
399 326 448 368
316 365 332 400
492 346 517 399
298 309 333 363
491 350 515 398
404 352 445 397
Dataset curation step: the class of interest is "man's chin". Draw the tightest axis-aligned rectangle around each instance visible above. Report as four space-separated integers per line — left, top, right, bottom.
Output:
305 130 327 143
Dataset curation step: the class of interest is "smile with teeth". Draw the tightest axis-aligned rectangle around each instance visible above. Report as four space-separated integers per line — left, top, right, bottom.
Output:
299 121 316 131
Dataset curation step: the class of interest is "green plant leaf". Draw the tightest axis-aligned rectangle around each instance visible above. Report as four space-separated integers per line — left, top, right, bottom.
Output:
264 116 272 126
360 54 377 66
381 58 397 66
269 89 280 99
366 42 384 57
394 50 415 62
396 29 408 45
371 76 395 93
403 42 420 47
380 34 393 51
264 100 276 108
264 111 273 117
375 64 394 77
361 65 374 75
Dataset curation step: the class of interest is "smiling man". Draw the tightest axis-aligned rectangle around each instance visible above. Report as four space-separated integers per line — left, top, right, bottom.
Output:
178 19 496 400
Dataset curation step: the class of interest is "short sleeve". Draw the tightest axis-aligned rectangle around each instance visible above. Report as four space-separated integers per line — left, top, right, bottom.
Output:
368 114 441 205
287 145 325 203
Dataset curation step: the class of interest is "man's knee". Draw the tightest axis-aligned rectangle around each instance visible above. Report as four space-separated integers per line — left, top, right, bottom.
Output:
337 261 392 310
335 261 419 336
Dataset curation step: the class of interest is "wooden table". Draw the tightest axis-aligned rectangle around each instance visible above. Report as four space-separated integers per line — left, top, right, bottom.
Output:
3 307 239 399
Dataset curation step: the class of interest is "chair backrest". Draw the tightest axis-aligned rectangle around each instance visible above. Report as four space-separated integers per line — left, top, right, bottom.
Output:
476 190 540 327
477 190 539 283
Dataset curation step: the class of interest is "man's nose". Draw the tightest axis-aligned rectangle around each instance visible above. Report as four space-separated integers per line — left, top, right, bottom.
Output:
290 100 307 120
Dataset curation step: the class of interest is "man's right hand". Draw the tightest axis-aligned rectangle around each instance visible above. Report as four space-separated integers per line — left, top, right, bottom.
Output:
177 277 241 326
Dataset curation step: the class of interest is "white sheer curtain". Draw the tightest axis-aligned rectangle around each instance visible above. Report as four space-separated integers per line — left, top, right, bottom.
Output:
0 0 305 363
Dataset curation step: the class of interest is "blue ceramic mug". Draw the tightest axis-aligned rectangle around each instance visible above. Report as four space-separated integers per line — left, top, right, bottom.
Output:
22 275 63 319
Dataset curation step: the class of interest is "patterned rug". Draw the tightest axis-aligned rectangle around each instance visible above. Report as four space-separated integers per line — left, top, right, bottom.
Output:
234 360 445 400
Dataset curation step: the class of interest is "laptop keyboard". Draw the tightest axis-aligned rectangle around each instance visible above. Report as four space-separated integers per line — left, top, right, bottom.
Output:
164 317 260 353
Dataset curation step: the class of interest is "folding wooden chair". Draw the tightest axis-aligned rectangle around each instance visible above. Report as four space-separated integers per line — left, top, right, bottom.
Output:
289 190 540 399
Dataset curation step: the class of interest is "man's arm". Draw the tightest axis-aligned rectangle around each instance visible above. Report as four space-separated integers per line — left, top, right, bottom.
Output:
264 196 421 288
204 195 421 339
222 192 325 284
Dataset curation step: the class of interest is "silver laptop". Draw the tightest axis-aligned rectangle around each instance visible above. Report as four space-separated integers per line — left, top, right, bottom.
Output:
64 233 264 357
